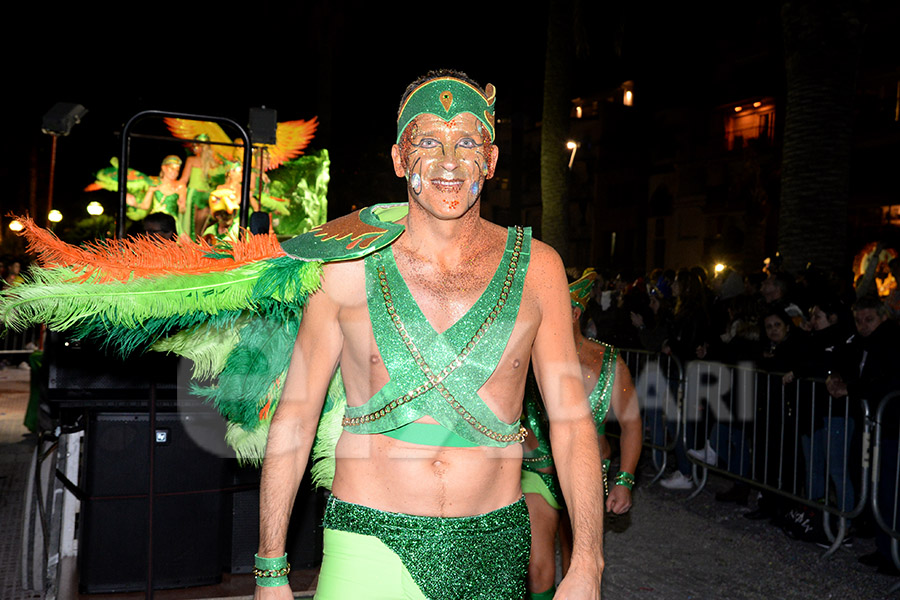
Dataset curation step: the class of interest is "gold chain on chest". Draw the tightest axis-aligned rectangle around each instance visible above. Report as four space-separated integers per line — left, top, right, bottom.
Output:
343 227 528 444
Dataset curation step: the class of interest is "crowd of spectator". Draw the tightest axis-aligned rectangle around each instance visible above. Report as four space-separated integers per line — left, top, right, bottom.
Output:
576 255 900 575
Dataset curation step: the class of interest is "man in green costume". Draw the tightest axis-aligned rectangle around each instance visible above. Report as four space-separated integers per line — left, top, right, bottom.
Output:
255 70 605 600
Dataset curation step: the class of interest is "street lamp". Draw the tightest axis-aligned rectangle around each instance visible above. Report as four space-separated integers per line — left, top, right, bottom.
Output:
41 102 87 227
48 210 63 223
566 141 579 169
87 201 104 216
9 219 24 232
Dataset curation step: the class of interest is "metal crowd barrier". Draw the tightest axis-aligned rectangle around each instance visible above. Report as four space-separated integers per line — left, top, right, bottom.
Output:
610 350 882 560
871 391 900 591
613 348 684 483
673 359 871 556
0 324 43 355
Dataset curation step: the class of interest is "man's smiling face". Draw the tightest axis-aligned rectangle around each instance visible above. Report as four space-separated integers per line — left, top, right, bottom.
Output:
392 112 497 220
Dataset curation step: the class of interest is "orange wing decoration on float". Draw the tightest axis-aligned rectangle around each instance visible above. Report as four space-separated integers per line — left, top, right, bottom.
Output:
264 118 319 170
163 116 318 170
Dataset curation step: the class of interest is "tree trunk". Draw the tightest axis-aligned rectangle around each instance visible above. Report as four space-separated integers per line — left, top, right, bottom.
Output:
540 0 574 259
778 0 865 275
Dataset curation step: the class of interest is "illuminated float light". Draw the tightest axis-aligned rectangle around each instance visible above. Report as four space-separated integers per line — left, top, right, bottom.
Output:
753 101 762 108
575 106 583 118
87 201 104 216
48 210 63 223
714 263 726 274
9 219 24 232
624 90 633 106
734 106 743 112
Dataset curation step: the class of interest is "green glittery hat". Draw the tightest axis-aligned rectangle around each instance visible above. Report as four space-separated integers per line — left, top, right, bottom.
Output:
161 155 183 166
569 268 598 310
396 77 496 144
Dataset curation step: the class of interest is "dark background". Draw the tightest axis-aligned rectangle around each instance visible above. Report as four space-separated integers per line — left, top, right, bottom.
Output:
2 1 896 258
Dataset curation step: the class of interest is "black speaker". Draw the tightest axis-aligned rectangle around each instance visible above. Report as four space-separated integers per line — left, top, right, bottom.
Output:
222 461 324 574
249 211 270 235
249 107 278 145
44 330 181 410
41 102 88 136
78 410 229 593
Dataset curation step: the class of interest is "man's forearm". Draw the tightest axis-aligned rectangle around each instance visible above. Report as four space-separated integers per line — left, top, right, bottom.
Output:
257 417 314 557
551 415 605 571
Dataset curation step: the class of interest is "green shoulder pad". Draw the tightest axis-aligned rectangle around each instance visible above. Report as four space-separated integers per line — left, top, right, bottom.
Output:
280 203 407 262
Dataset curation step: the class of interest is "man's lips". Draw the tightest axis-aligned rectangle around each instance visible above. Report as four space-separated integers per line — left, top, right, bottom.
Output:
429 179 464 193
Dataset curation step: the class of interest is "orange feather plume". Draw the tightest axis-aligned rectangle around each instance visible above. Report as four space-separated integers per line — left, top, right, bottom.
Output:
14 217 285 284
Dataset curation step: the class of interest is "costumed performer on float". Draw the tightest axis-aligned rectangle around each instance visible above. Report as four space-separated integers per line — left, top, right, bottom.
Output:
129 155 188 234
176 133 225 240
520 269 643 599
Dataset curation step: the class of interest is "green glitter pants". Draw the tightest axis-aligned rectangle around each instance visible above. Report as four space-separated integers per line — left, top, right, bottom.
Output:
317 495 530 600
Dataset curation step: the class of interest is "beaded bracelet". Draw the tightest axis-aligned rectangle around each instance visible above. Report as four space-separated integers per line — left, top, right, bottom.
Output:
254 553 290 587
614 470 635 490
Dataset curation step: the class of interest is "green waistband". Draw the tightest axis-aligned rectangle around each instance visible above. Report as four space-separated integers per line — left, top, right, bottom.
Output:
323 495 529 536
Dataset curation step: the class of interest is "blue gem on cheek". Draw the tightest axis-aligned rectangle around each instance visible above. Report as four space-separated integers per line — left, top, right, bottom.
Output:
410 173 422 193
470 181 480 196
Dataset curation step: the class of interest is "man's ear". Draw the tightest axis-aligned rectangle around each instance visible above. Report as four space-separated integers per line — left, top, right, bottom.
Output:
390 144 406 178
485 144 499 179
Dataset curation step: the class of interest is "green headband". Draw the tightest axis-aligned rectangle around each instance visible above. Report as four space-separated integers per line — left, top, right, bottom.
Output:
162 155 183 166
396 77 496 144
569 268 597 310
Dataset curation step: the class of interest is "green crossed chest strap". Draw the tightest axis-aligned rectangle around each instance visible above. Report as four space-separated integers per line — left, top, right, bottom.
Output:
589 341 618 436
342 226 531 447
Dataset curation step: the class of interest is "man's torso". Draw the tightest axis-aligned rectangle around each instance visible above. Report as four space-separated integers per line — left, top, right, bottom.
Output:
323 221 544 516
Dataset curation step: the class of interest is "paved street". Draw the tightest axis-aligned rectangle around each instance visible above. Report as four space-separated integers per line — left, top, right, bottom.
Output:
2 363 898 599
603 464 896 599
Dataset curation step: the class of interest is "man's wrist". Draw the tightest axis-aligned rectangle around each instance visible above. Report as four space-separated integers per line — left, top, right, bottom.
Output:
254 553 290 587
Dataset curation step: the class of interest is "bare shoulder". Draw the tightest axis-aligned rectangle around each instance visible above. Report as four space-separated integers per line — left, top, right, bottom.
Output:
527 237 564 271
318 258 366 307
524 238 567 294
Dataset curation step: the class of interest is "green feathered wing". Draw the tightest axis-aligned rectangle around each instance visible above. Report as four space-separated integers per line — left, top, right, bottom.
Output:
0 204 406 479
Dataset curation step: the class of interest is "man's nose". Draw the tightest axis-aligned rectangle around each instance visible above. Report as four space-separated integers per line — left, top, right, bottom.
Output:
440 147 460 172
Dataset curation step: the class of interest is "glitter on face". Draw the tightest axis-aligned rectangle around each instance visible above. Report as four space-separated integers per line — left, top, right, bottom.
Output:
399 113 492 214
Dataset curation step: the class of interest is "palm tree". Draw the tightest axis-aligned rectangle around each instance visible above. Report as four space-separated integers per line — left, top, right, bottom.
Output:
777 0 866 274
540 0 575 259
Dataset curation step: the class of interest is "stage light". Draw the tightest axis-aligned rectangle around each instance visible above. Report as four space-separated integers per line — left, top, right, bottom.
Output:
9 220 24 232
715 263 726 274
87 201 104 216
48 210 63 223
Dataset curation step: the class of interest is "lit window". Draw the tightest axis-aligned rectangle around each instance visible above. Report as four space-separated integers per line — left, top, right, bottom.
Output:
724 98 775 150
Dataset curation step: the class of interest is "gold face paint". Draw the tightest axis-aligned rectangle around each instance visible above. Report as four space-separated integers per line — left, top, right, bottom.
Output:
400 113 495 217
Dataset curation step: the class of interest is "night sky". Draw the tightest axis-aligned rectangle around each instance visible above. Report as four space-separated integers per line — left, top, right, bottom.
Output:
5 1 873 231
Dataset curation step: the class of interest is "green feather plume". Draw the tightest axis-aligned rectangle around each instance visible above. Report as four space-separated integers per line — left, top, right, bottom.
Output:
151 320 245 380
311 368 346 490
0 258 320 335
192 316 300 429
